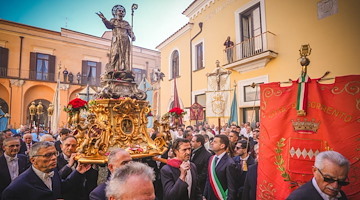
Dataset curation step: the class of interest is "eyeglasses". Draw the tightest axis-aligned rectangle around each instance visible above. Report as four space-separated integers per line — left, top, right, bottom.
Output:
317 168 350 186
235 146 244 150
33 151 59 158
6 144 20 148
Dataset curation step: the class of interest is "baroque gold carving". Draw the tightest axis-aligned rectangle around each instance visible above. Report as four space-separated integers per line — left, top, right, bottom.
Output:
72 98 170 164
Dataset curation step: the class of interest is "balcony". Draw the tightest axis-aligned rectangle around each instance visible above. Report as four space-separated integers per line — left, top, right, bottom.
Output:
223 31 278 73
0 67 100 86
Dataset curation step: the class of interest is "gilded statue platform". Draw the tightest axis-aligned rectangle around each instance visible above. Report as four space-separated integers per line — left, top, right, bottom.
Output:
70 98 171 164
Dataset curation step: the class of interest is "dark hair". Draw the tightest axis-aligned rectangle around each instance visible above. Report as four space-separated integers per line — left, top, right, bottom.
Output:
183 130 192 139
60 128 71 135
172 138 190 156
236 140 250 153
62 135 77 142
230 130 239 137
215 135 229 149
194 134 205 146
186 126 193 131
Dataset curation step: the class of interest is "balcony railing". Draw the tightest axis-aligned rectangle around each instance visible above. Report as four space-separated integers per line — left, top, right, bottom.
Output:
223 31 277 65
0 68 100 86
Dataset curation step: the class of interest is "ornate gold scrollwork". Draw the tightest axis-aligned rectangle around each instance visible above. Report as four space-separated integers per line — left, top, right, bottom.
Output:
74 98 171 164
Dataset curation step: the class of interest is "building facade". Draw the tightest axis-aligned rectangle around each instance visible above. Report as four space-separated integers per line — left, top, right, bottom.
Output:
157 0 360 126
0 19 160 131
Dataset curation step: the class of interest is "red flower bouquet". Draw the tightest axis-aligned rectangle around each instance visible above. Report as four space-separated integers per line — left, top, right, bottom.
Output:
64 98 88 114
167 107 186 118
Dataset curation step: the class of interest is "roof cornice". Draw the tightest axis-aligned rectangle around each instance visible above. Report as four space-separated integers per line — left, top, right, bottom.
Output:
182 0 216 20
156 23 193 50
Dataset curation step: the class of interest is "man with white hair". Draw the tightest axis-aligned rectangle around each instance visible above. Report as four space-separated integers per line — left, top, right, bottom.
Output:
89 148 132 200
287 151 350 200
106 162 155 200
40 134 55 142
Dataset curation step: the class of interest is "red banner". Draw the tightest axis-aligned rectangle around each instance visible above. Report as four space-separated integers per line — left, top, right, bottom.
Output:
257 75 360 199
190 102 204 120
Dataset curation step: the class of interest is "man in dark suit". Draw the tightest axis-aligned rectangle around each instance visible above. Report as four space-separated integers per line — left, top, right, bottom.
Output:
57 136 98 200
54 128 71 153
161 138 202 200
190 134 212 193
19 133 36 155
89 148 132 200
204 135 238 200
0 137 30 199
2 141 91 200
233 140 256 199
287 151 350 200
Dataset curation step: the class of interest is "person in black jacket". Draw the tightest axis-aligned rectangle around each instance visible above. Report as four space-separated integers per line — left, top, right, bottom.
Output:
57 136 98 200
0 137 30 199
190 134 212 193
287 151 350 200
2 141 91 200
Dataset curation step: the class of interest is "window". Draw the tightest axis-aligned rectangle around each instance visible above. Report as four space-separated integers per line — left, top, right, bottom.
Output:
0 47 9 77
30 52 55 81
195 42 204 70
239 3 263 58
132 68 147 85
244 83 262 102
171 50 179 79
82 60 101 85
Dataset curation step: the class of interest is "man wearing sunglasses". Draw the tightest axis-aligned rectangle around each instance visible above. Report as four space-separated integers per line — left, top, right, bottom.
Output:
287 151 350 200
2 141 91 200
0 137 30 199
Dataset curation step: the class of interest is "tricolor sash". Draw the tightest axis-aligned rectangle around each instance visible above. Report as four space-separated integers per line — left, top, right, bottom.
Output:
208 156 228 200
296 74 309 116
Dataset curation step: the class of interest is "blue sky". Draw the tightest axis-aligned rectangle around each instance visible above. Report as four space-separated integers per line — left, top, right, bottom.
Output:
0 0 193 50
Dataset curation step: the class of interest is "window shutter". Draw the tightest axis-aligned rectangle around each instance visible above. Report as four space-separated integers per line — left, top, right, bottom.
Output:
0 47 9 77
48 55 56 81
96 62 101 86
30 52 37 79
81 60 87 85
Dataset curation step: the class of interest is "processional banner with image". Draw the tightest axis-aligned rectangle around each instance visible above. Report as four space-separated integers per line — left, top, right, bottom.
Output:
257 75 360 199
206 67 231 118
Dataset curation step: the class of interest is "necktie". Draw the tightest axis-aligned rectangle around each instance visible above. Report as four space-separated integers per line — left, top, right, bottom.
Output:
214 156 219 166
9 157 19 162
43 171 54 190
28 143 31 150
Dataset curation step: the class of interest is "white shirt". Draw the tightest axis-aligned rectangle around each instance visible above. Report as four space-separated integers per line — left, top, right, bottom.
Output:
32 166 53 190
4 154 19 181
184 161 192 198
215 152 227 166
312 177 342 200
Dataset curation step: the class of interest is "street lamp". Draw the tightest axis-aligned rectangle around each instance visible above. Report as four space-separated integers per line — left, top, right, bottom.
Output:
29 102 36 130
47 103 54 134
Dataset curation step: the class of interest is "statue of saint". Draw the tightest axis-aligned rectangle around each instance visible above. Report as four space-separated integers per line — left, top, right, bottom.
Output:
97 5 136 72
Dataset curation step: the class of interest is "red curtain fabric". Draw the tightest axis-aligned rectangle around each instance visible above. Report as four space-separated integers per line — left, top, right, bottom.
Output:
257 75 360 199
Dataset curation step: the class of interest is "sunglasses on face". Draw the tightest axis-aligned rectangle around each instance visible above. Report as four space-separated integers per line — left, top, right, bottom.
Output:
7 144 20 148
317 168 350 186
33 151 59 158
235 146 244 150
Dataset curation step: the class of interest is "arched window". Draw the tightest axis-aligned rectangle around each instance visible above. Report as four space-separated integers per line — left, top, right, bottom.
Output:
171 50 179 79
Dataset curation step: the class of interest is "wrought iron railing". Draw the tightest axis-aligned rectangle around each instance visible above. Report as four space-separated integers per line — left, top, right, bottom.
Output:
0 68 100 86
223 31 277 65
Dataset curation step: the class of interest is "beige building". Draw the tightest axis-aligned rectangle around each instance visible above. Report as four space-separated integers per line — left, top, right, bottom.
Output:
0 19 160 131
157 0 360 126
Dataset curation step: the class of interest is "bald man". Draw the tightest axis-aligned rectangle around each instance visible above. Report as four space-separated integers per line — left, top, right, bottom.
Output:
89 148 132 200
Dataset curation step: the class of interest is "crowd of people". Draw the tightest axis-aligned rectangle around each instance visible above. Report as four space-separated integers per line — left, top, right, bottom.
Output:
0 122 351 200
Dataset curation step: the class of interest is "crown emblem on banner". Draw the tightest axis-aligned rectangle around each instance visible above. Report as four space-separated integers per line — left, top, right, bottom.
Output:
291 118 320 134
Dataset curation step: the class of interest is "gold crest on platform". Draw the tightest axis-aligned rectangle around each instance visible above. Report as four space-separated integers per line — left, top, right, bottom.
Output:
69 98 170 164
